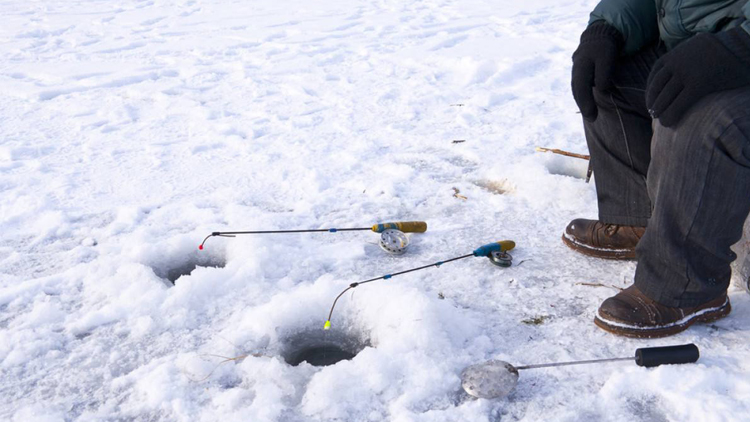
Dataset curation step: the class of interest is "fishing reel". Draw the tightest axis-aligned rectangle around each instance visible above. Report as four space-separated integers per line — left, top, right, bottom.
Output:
473 240 515 268
488 250 513 267
378 229 410 255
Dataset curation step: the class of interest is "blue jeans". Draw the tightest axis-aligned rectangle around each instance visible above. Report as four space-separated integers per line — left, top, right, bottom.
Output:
583 44 750 307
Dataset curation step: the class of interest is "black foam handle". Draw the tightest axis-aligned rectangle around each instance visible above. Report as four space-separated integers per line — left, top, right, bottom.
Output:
635 344 700 368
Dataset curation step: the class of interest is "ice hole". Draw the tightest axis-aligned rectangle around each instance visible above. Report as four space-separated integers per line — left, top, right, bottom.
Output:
150 251 226 285
545 156 589 180
282 329 369 367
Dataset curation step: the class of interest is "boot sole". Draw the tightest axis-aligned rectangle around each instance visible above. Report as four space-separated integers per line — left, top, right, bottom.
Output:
561 233 636 260
594 298 731 338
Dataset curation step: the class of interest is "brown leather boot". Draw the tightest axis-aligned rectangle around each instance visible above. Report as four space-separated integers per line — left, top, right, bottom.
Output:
562 218 645 260
594 286 731 338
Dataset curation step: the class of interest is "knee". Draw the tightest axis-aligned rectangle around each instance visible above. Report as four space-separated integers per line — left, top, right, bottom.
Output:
658 87 750 142
653 87 750 166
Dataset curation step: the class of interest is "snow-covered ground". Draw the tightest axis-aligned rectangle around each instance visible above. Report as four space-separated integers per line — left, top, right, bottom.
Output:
1 0 749 421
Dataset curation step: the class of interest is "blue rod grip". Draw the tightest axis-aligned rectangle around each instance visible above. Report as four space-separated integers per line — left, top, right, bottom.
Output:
473 241 515 257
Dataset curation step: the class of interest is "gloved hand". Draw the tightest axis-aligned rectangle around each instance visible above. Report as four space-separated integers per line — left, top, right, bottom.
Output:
572 21 624 121
646 27 750 127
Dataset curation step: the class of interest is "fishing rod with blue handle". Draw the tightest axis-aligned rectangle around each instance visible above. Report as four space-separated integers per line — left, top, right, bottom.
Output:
324 240 516 329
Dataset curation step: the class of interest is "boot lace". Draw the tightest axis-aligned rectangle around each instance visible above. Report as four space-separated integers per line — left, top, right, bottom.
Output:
604 224 621 236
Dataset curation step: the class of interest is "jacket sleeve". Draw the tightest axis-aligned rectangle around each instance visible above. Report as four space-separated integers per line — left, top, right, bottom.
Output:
743 1 750 36
588 0 659 55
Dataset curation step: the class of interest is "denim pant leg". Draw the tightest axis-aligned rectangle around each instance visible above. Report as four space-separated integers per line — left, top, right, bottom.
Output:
583 45 662 227
635 86 750 307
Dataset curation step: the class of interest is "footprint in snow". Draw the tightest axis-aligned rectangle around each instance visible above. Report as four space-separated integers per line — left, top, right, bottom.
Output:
140 16 167 26
431 35 469 51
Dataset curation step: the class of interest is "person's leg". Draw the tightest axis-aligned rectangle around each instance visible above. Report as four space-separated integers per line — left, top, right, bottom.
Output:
583 45 661 227
636 86 750 307
595 85 750 337
563 45 663 259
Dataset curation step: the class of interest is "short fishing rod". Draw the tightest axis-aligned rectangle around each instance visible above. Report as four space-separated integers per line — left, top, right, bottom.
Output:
535 147 590 161
199 220 427 252
324 240 516 330
535 147 593 183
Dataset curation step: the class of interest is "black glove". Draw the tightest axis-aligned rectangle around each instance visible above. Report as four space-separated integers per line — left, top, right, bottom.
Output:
572 22 624 121
646 27 750 127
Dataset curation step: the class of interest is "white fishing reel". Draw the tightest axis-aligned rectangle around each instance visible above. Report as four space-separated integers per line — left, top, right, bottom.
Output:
378 229 410 255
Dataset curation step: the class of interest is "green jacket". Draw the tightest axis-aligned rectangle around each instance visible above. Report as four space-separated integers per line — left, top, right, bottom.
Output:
589 0 750 54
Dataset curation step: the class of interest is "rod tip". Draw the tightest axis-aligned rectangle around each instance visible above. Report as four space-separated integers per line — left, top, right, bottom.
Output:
323 321 331 330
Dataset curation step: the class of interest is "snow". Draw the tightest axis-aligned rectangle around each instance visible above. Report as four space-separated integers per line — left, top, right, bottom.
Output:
1 0 749 421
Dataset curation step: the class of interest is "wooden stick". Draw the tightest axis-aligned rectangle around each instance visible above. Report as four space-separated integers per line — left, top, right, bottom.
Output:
575 282 624 291
535 147 590 161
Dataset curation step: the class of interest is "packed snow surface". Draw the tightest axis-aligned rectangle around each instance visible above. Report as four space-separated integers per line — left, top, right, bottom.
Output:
2 0 749 421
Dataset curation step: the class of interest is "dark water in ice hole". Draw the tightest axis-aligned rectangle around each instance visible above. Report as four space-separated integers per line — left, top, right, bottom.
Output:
282 330 367 367
285 345 357 366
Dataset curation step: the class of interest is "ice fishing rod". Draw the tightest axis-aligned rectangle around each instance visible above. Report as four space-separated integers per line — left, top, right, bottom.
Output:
199 221 428 254
535 146 594 183
535 147 590 161
323 240 516 330
461 343 700 399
